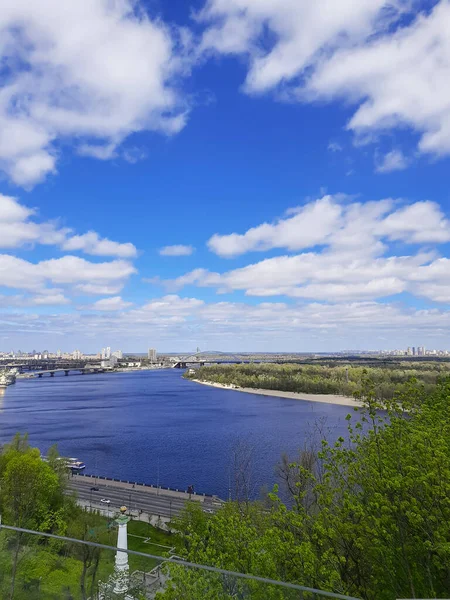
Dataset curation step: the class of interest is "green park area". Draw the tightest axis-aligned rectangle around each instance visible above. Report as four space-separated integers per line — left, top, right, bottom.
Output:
186 359 450 399
0 436 177 599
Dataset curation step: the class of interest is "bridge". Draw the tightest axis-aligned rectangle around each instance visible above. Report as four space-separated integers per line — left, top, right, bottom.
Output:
172 353 247 369
33 366 107 378
0 358 92 372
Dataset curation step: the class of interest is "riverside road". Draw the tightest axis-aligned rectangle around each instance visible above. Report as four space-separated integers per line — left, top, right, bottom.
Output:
67 475 221 519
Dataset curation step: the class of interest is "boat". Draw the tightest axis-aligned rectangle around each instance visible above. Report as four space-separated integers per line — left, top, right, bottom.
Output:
41 456 86 470
66 457 86 470
0 368 17 388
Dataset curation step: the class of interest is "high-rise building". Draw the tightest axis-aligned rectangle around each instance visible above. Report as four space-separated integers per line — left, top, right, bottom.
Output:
406 347 412 356
148 348 157 362
412 346 416 356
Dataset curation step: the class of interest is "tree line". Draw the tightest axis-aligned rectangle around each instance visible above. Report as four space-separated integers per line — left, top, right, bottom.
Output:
186 361 450 399
0 435 166 599
161 378 450 599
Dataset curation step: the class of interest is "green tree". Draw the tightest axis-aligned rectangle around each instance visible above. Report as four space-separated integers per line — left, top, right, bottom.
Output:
0 435 67 599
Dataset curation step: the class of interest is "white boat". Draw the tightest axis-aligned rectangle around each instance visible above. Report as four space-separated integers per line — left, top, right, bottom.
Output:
0 369 17 388
41 456 86 470
66 457 86 470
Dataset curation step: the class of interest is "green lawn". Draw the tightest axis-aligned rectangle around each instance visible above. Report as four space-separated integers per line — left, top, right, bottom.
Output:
126 519 177 572
0 516 179 598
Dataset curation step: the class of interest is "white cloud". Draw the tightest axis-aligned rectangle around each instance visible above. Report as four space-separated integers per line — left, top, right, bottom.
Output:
0 194 34 222
0 292 70 307
0 194 138 258
31 293 70 306
208 196 341 257
159 245 195 256
198 0 398 92
208 195 450 257
74 283 125 296
0 254 136 293
328 142 343 152
376 201 450 244
375 150 409 173
167 251 433 300
3 295 450 352
163 195 450 304
199 1 450 159
0 0 190 186
62 232 137 258
0 193 67 249
38 257 136 286
90 296 133 311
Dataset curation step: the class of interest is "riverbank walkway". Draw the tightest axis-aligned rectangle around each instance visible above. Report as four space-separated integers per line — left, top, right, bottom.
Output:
67 474 223 522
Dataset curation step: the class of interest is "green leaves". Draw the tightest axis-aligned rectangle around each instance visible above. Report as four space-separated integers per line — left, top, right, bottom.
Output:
164 378 450 600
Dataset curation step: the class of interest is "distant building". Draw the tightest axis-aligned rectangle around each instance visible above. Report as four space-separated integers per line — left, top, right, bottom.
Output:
57 349 62 358
112 350 123 359
148 348 157 362
101 347 112 360
72 349 82 360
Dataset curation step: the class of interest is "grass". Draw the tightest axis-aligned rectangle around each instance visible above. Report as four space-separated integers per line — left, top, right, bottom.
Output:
0 516 179 598
126 519 177 572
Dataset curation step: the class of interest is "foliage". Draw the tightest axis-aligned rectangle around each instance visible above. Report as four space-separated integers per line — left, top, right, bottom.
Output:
0 434 170 599
186 360 450 400
163 378 450 599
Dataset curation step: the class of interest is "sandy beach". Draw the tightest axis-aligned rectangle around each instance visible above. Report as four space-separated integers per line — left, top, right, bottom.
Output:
191 379 363 407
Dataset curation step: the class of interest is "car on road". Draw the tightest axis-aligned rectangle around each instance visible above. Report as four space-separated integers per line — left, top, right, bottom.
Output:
100 498 111 504
90 486 99 491
203 508 214 514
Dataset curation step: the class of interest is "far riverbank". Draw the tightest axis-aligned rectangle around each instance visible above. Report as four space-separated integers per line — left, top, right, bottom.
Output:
190 379 363 407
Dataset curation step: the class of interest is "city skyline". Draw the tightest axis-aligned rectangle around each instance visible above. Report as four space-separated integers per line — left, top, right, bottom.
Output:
1 1 450 351
2 344 450 357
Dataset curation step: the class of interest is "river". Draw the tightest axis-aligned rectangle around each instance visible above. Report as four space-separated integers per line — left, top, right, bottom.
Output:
0 369 354 498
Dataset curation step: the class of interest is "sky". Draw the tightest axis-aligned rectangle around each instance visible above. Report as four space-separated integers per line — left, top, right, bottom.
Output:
1 0 450 353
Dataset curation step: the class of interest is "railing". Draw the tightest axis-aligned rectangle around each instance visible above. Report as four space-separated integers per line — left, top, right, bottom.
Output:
0 522 362 600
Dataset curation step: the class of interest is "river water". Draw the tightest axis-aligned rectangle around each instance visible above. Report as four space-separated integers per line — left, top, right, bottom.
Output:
0 369 354 498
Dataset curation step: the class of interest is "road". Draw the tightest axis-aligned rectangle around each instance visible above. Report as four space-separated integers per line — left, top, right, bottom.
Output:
66 477 221 519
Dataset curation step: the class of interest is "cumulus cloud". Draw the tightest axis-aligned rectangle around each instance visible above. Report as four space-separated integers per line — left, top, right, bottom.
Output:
375 150 409 173
0 292 70 307
2 295 450 351
0 254 136 293
62 232 137 258
208 196 341 257
0 194 138 258
0 0 190 187
162 195 450 304
0 194 67 249
74 283 125 296
208 195 450 257
159 245 195 256
89 296 133 311
199 0 450 159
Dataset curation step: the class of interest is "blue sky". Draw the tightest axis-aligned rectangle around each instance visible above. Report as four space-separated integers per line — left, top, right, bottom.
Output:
1 0 450 353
